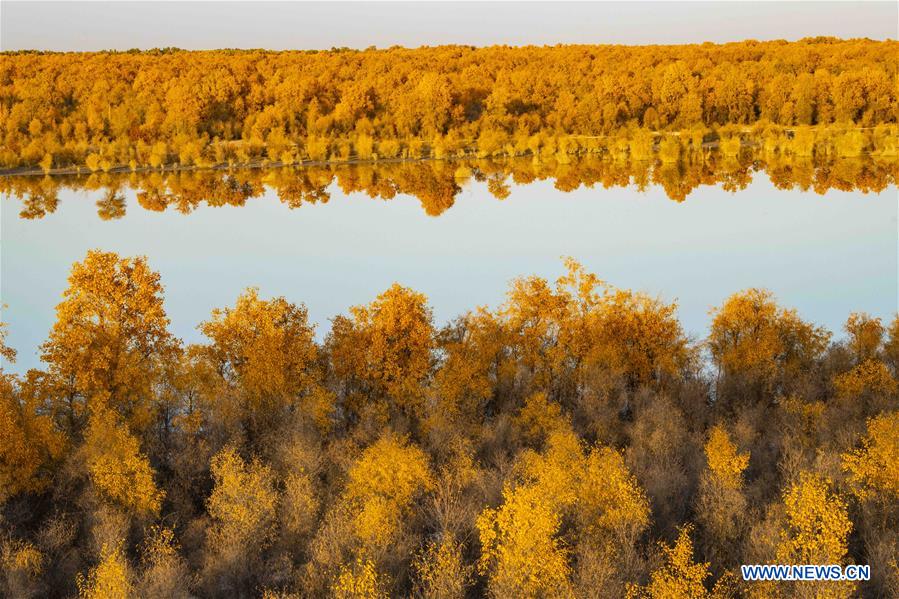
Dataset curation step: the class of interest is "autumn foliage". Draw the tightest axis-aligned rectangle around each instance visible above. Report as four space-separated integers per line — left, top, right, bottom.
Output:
1 251 898 597
1 38 897 172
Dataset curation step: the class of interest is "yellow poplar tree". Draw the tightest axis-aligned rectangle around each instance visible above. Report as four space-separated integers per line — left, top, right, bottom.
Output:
476 483 574 598
332 557 386 599
578 446 652 547
40 250 179 434
842 411 899 500
205 447 279 555
774 473 854 599
82 407 163 517
201 446 279 593
500 273 571 390
198 287 323 425
696 425 750 568
627 526 712 599
344 434 433 552
328 284 434 417
478 426 650 597
884 315 899 373
413 534 471 599
777 473 852 564
704 426 750 491
77 542 134 599
430 307 508 431
833 359 897 400
708 289 829 401
844 313 884 363
0 335 66 502
590 288 688 389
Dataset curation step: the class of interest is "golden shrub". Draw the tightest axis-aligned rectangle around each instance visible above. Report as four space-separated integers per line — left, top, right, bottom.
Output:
833 359 897 399
777 473 851 564
206 447 279 549
332 557 386 599
344 435 433 551
77 542 133 599
413 534 472 599
704 425 750 490
82 408 163 517
628 526 711 599
842 411 899 500
476 484 574 598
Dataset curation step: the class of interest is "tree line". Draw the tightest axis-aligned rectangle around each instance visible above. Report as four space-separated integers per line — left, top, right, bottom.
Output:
1 252 897 597
1 38 897 172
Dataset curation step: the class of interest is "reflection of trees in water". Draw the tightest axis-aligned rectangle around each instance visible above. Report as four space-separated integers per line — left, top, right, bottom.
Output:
1 148 896 220
136 174 263 214
15 177 60 220
96 188 127 221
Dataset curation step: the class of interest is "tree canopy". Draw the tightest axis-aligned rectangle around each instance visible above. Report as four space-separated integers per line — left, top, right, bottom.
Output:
1 252 898 597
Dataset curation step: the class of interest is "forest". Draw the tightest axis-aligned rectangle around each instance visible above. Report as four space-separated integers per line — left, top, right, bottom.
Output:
1 38 897 173
1 251 898 598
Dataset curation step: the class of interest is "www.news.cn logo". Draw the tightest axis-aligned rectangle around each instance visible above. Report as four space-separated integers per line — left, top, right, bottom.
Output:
741 564 871 582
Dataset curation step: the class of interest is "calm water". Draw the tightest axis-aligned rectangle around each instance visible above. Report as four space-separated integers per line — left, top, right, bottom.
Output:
1 162 897 373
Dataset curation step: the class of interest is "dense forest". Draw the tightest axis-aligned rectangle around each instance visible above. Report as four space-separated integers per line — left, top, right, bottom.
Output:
1 38 897 172
2 138 897 218
1 252 897 598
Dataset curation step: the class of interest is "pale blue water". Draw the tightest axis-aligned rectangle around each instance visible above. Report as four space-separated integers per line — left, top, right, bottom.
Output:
2 174 897 373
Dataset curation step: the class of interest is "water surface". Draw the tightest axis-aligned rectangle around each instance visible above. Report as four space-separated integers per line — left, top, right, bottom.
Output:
2 158 896 373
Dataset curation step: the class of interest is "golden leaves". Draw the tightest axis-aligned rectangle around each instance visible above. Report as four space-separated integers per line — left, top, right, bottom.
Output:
777 473 851 565
842 411 899 500
206 447 279 549
0 372 66 503
328 283 435 415
198 287 319 412
0 322 15 364
478 425 650 597
82 407 163 517
704 426 750 490
628 526 711 599
579 447 652 543
1 540 43 579
476 483 574 599
76 542 133 599
844 312 884 363
497 258 688 393
5 249 899 596
4 40 895 181
709 288 783 382
332 556 386 599
708 288 830 398
833 359 897 400
40 250 178 433
413 534 472 599
344 435 433 551
514 392 569 442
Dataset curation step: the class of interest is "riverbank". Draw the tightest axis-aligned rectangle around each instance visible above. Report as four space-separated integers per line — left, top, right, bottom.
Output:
3 128 892 179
